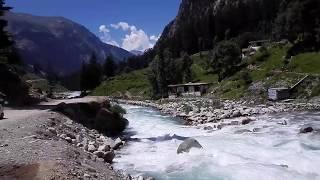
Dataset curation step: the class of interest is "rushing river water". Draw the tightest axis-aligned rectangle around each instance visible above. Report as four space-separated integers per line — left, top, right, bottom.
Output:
114 104 320 180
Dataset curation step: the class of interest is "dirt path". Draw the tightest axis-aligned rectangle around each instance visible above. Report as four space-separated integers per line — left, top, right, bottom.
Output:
0 97 123 180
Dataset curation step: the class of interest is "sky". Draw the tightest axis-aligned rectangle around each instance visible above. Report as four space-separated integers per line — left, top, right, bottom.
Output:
7 0 181 52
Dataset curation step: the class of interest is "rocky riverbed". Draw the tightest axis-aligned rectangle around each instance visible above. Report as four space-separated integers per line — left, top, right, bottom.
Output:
112 98 320 129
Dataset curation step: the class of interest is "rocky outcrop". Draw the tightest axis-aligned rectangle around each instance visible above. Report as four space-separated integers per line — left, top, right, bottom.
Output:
177 138 203 154
47 116 125 164
54 100 128 135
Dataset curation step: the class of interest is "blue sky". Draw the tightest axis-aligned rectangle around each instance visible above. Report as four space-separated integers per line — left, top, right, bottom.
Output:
7 0 181 51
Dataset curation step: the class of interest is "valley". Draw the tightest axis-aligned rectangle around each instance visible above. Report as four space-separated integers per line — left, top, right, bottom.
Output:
1 0 320 179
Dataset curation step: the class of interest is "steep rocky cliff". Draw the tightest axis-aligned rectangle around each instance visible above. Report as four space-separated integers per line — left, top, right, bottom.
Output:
155 0 281 56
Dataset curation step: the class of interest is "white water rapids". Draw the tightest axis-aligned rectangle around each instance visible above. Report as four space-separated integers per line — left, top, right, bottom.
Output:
114 104 320 180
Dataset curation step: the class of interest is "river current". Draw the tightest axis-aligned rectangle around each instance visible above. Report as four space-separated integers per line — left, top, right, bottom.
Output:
114 104 320 180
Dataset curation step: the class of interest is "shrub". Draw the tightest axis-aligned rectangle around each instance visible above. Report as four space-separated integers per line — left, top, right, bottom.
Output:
256 48 270 62
240 71 253 85
110 104 127 117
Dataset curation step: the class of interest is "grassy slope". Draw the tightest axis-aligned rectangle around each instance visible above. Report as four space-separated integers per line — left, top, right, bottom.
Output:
93 69 151 98
23 73 68 93
94 47 320 100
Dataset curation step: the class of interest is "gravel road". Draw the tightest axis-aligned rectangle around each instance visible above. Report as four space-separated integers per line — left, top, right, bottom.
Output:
0 97 123 180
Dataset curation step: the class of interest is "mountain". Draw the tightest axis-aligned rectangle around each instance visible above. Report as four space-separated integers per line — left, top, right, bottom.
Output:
154 0 320 57
4 12 133 75
154 0 282 57
130 50 144 56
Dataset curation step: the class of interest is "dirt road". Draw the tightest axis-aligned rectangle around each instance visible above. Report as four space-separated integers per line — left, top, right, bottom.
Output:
0 97 123 180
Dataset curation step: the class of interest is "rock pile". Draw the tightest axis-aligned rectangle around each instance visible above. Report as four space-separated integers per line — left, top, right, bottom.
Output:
47 116 124 164
54 101 128 135
115 98 320 127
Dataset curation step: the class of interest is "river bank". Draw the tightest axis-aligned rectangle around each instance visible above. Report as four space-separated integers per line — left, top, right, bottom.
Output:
111 98 320 129
0 97 154 180
114 104 320 180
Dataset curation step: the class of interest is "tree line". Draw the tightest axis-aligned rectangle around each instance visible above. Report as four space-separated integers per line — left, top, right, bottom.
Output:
79 54 117 92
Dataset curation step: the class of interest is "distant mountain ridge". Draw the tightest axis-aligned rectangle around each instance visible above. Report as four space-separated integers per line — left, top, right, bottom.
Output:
130 50 144 56
5 12 133 75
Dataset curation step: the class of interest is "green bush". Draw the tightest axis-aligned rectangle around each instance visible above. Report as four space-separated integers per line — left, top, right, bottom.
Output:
256 48 271 62
110 104 127 117
240 71 253 85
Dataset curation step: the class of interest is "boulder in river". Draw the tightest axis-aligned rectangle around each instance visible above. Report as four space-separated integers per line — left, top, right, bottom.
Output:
177 138 203 154
95 108 129 135
103 151 115 163
242 118 253 125
300 126 314 134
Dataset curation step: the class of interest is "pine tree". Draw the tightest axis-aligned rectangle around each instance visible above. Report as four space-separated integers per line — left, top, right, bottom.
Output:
211 41 241 81
181 52 193 83
0 0 13 63
80 54 102 91
103 55 116 78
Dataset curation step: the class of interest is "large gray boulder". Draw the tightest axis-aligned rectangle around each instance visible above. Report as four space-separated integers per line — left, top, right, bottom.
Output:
177 138 203 154
95 108 129 135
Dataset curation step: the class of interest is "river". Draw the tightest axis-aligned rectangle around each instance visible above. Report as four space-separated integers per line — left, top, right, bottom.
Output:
114 104 320 180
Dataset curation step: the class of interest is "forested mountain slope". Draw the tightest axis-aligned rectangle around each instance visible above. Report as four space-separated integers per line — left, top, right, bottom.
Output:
155 0 320 56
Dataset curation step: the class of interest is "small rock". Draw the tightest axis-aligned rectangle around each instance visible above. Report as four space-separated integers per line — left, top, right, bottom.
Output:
0 144 8 147
230 121 239 125
47 127 57 135
112 138 123 150
137 176 144 180
217 124 224 130
59 134 67 139
103 151 115 163
177 138 203 154
235 129 252 134
95 158 103 162
93 151 104 158
76 135 82 143
252 128 261 132
203 126 213 130
300 127 314 134
277 120 287 125
67 133 76 139
145 177 155 180
83 173 91 178
88 145 97 152
65 137 72 143
98 144 110 152
66 119 73 125
242 118 252 125
89 141 96 146
280 164 289 168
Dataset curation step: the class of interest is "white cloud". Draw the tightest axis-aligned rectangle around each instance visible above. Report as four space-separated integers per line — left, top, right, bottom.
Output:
99 22 159 51
106 40 120 47
111 22 129 31
122 29 153 51
98 24 119 47
150 34 161 42
99 25 110 33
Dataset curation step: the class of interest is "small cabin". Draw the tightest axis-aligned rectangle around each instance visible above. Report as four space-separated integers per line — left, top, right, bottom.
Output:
268 88 290 101
168 83 210 99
